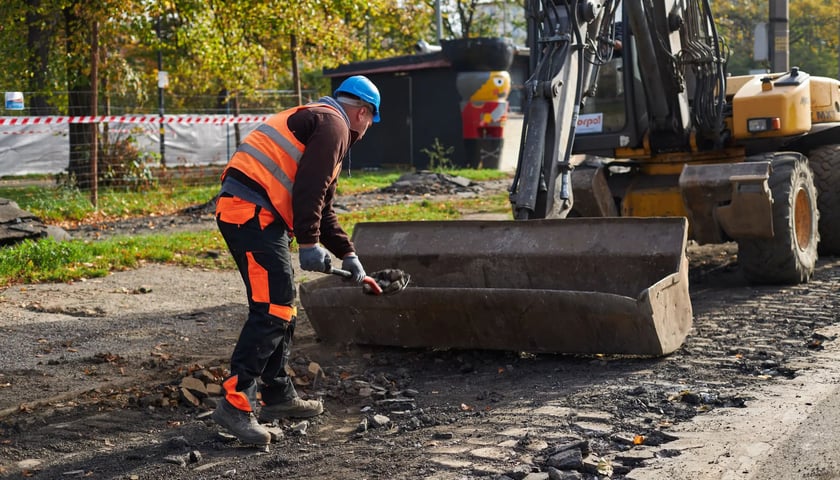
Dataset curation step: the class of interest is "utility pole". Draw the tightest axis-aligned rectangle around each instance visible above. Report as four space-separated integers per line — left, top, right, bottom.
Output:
768 0 789 73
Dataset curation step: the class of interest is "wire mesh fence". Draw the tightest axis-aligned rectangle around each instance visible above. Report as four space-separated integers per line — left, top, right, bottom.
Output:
0 90 317 191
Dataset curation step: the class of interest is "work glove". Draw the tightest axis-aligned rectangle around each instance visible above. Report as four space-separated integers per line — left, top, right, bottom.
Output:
299 245 332 273
342 254 366 283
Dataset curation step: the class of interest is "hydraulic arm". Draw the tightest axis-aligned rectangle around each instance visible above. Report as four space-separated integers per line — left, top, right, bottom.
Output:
510 0 618 219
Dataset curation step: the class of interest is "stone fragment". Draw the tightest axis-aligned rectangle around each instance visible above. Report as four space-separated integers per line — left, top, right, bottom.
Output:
162 455 187 467
371 414 391 428
546 448 582 470
17 459 42 470
614 448 656 466
547 467 583 479
180 376 208 398
167 436 189 449
205 383 223 396
194 369 218 384
290 420 309 435
265 426 284 442
180 387 201 407
522 473 549 480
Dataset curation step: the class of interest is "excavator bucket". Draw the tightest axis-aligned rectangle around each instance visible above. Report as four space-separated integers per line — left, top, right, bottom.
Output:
299 217 692 356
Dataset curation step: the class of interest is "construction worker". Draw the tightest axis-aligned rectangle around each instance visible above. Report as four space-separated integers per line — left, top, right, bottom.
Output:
212 75 381 445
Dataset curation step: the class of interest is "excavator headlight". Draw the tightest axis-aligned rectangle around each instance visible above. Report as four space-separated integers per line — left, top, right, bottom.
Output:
747 117 781 133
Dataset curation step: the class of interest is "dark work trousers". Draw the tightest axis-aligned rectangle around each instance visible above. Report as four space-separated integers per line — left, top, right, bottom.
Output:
216 199 298 405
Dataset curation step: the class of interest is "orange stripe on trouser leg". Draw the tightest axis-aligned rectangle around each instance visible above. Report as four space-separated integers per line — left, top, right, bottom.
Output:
245 252 269 303
222 376 253 412
269 304 296 321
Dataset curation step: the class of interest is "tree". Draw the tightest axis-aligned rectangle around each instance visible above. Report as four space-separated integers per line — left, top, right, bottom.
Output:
62 0 148 188
712 0 839 77
429 0 524 41
0 0 520 191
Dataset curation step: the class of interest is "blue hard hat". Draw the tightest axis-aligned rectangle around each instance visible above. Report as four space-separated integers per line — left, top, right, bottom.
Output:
334 75 381 123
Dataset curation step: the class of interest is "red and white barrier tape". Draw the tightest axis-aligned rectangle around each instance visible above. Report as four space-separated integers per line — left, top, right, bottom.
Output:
0 115 272 126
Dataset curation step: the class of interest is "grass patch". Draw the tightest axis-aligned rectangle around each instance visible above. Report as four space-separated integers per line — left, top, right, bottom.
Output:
0 184 219 224
339 192 511 237
0 168 512 286
0 169 510 223
0 230 232 287
0 191 511 287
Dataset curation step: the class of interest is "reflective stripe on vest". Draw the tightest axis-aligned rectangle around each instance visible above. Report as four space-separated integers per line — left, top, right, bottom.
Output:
221 103 341 231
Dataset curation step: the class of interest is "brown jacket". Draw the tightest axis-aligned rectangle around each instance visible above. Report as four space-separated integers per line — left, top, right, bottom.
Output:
221 98 357 258
288 101 358 257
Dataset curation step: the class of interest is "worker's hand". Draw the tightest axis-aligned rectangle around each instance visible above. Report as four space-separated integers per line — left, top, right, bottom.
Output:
342 254 366 283
299 245 332 273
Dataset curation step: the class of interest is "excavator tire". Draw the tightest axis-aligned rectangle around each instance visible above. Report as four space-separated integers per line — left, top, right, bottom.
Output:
808 144 840 256
738 153 819 284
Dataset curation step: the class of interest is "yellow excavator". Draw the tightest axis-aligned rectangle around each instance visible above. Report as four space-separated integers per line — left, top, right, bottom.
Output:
301 0 840 356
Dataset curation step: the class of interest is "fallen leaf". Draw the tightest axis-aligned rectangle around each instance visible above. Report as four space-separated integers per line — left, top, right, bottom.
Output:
308 362 324 378
596 458 613 476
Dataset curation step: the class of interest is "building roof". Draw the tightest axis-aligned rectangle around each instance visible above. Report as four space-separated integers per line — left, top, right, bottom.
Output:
322 52 451 78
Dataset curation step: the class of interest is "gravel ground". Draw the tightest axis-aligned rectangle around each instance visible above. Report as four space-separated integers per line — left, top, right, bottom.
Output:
0 175 838 479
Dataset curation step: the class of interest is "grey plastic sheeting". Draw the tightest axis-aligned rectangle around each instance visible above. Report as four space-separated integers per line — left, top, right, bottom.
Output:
0 121 261 176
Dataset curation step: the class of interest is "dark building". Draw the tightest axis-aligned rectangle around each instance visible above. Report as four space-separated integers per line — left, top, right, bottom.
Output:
324 43 528 171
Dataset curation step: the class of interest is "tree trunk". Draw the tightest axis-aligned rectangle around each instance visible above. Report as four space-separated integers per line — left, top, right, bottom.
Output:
291 34 302 106
26 0 57 115
65 5 94 189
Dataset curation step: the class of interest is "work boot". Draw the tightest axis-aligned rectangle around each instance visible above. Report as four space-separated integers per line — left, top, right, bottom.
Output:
259 396 324 422
213 376 270 445
259 375 324 421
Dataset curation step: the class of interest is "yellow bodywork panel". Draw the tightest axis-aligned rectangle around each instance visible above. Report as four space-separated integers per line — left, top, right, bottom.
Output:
621 179 687 218
730 71 813 139
810 76 840 123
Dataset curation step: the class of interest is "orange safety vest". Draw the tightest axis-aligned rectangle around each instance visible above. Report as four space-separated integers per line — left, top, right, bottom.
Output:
221 103 344 231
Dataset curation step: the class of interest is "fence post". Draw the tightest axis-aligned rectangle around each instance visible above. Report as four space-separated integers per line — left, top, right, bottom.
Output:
157 17 166 167
90 20 99 208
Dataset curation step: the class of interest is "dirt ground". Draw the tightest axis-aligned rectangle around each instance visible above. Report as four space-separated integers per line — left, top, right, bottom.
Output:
1 176 839 480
